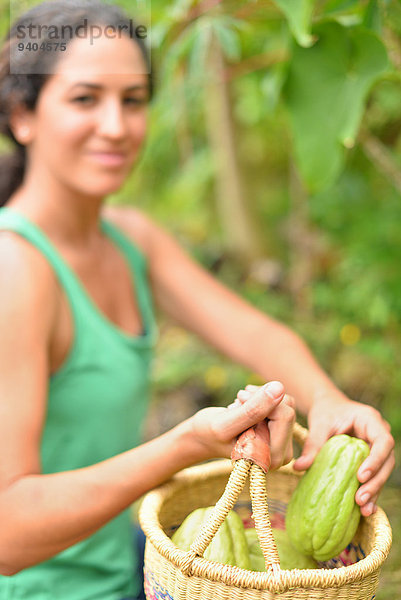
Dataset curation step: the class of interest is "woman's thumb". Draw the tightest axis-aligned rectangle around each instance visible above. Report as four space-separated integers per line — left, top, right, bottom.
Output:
293 430 327 471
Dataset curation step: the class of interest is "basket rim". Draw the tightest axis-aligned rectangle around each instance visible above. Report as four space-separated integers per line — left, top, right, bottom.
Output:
139 459 393 592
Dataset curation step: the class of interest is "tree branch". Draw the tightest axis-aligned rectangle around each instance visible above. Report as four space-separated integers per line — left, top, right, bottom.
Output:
359 131 401 196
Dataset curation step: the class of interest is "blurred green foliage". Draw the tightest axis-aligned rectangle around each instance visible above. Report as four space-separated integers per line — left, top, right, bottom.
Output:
117 0 401 443
1 1 400 592
1 0 400 438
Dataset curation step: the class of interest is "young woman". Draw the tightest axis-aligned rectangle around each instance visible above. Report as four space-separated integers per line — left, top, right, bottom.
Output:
0 1 394 599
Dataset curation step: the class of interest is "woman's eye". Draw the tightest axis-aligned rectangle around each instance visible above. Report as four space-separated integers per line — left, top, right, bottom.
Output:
72 95 95 105
124 97 148 106
70 95 147 107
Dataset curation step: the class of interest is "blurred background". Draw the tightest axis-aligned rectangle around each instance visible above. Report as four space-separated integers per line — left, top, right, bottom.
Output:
1 0 400 596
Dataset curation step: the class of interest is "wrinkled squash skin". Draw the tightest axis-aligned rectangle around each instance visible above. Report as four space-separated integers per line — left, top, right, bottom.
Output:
245 527 318 570
286 434 370 561
171 507 251 569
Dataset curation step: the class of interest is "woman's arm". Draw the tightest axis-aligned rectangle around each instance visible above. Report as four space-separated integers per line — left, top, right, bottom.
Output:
111 209 353 407
0 235 294 574
1 383 292 575
106 207 395 517
110 208 345 410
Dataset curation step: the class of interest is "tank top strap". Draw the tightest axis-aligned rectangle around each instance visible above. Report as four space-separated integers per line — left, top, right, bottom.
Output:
99 216 157 339
0 207 86 310
99 216 147 274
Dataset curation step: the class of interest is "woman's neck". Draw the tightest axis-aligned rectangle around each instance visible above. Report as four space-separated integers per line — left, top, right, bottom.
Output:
6 175 106 252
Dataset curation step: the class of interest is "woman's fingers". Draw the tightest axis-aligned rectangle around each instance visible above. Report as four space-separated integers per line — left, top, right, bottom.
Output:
267 394 295 469
235 385 260 402
292 426 329 471
284 437 293 465
236 389 251 402
216 381 285 442
359 494 378 517
233 386 295 469
355 414 395 484
341 405 395 507
356 451 395 511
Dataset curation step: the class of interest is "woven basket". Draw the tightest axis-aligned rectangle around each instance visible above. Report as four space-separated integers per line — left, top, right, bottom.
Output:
139 422 392 600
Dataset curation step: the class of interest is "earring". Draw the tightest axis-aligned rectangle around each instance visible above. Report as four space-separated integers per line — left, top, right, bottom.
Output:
17 126 31 143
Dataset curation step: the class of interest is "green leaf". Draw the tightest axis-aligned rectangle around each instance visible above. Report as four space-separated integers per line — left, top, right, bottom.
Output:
320 0 363 21
321 0 360 13
212 20 242 62
161 25 198 81
167 0 195 21
363 0 382 33
283 21 389 192
187 20 213 80
272 0 316 47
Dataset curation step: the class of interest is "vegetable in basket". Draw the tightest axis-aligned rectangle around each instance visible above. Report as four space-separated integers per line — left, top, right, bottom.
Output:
171 506 251 569
245 527 318 570
286 434 370 561
171 507 318 571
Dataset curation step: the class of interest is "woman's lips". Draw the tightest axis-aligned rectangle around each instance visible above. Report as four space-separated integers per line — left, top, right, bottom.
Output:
86 151 127 167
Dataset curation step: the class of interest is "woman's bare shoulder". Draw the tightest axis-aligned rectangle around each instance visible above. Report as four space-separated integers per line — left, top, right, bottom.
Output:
0 230 58 285
0 231 58 334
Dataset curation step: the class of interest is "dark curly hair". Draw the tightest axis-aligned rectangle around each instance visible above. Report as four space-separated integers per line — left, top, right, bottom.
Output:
0 0 152 207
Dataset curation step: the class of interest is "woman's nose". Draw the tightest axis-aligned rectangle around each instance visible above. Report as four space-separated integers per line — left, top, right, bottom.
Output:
97 100 127 139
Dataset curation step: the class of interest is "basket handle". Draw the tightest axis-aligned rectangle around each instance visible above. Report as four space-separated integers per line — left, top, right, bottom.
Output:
179 458 251 575
179 421 308 575
232 420 308 571
231 418 308 471
231 421 271 473
231 422 281 569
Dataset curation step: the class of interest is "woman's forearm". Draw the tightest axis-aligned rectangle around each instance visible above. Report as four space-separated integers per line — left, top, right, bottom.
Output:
0 419 201 575
238 315 348 414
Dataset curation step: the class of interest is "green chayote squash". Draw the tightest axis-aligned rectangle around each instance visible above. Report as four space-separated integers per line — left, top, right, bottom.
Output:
286 434 370 561
171 506 251 569
245 527 318 570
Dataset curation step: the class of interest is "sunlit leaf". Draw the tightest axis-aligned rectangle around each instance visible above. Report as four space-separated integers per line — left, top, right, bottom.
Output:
272 0 316 47
167 0 195 21
187 19 213 80
212 19 242 61
283 21 389 192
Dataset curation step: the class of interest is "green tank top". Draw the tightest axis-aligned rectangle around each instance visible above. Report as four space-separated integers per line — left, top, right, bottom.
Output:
0 206 158 600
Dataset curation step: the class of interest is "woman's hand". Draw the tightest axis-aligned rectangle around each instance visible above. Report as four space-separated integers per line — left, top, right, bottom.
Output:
189 380 295 469
292 396 395 517
239 385 394 517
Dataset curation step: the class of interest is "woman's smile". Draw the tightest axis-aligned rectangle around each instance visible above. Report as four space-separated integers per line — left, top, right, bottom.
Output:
85 150 128 168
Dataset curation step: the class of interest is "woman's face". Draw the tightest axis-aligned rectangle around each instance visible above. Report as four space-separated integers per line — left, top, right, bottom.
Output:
21 33 150 198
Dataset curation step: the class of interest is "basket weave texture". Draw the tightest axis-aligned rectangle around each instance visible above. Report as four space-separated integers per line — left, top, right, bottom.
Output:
139 423 392 600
